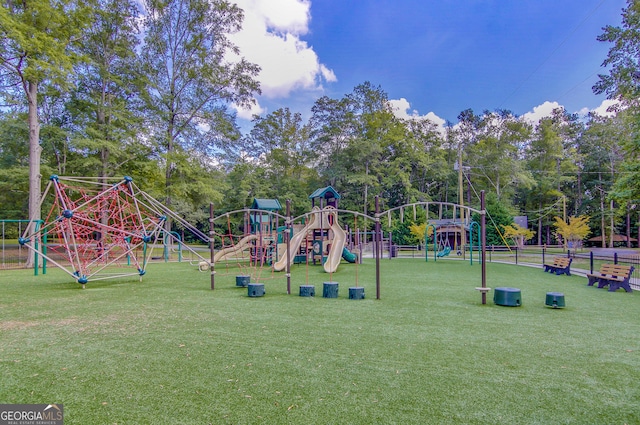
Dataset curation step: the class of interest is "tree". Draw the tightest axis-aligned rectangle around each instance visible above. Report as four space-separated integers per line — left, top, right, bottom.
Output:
577 113 625 247
593 1 640 216
68 0 144 182
609 109 640 208
501 223 535 249
0 0 92 265
402 117 448 201
140 0 260 221
593 0 640 106
245 107 318 213
521 108 578 245
466 109 534 202
553 215 590 249
311 82 423 212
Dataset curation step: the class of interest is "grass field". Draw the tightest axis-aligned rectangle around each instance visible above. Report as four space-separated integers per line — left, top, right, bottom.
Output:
1 259 639 424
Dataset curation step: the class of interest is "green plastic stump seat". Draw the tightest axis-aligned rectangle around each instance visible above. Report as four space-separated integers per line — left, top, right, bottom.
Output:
323 282 339 298
236 275 250 287
494 287 522 307
248 283 265 297
348 287 365 300
299 285 315 297
545 292 565 308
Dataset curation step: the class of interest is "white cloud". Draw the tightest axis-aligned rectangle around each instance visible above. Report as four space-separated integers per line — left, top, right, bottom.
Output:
232 100 266 120
521 101 563 124
523 99 622 126
588 99 621 117
389 98 447 134
229 0 336 101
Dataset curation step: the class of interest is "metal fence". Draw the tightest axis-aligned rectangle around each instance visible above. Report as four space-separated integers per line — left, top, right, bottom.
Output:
1 220 30 270
485 245 640 290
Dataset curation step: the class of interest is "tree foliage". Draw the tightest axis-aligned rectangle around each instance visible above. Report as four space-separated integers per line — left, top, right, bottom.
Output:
501 223 535 249
140 0 260 210
553 215 591 248
1 2 640 250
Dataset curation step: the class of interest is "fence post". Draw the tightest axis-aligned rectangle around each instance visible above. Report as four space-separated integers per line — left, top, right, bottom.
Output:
590 251 594 274
614 252 618 265
542 245 545 266
515 247 518 265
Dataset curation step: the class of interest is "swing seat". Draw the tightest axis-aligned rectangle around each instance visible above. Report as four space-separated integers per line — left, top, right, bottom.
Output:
436 246 451 257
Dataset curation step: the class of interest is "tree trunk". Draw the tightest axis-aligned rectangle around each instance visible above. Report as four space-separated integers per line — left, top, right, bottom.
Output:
609 199 615 248
600 195 606 248
576 171 582 215
164 122 174 238
27 80 41 267
626 208 631 248
546 225 550 245
363 162 369 217
598 172 606 248
537 199 542 245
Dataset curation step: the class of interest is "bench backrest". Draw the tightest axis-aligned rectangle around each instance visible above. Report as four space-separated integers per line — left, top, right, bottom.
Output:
599 263 633 278
553 257 571 267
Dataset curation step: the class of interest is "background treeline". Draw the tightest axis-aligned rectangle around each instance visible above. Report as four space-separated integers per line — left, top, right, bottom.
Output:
1 0 639 247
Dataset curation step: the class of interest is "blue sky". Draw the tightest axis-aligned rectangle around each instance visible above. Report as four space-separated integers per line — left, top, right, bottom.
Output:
229 0 627 127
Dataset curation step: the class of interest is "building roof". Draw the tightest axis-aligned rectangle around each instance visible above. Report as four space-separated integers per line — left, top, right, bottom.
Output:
588 235 637 242
308 186 341 200
251 198 282 211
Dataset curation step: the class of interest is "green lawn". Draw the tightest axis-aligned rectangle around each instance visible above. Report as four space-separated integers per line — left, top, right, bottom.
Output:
1 259 639 424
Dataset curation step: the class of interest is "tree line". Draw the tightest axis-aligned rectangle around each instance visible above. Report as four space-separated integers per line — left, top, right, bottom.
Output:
1 0 639 247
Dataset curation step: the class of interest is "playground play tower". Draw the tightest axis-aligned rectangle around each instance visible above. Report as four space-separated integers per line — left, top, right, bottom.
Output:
273 186 356 273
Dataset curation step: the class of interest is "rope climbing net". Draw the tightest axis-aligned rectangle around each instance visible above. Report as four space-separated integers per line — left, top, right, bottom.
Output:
20 176 166 286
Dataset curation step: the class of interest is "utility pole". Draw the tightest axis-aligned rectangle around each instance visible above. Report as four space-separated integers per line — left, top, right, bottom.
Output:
457 143 466 252
563 195 567 249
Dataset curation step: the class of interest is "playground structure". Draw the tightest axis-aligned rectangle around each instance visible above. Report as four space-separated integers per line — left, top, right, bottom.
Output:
15 176 488 301
273 206 350 273
211 188 358 274
271 187 358 273
18 176 171 286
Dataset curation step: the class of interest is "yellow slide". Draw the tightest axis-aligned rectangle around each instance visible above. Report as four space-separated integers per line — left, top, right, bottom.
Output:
213 234 258 263
322 217 346 273
272 210 318 271
273 207 346 273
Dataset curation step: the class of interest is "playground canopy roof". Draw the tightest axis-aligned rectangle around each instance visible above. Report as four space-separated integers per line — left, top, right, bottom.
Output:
309 186 341 200
251 198 282 211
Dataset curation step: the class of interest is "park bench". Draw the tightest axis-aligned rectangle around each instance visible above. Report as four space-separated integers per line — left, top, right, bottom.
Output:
543 257 572 276
586 264 635 293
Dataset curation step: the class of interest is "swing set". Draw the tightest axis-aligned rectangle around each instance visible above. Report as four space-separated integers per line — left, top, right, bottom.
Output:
383 201 483 264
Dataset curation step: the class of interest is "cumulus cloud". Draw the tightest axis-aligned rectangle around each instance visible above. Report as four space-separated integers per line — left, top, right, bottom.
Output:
587 99 621 117
521 101 563 124
389 98 447 133
229 0 336 103
523 99 622 126
232 99 266 120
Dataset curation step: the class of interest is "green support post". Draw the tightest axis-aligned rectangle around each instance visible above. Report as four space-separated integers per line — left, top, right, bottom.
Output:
425 224 437 262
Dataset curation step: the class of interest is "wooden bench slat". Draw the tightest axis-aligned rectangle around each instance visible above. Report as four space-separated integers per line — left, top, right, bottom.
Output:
586 263 634 292
543 256 572 276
